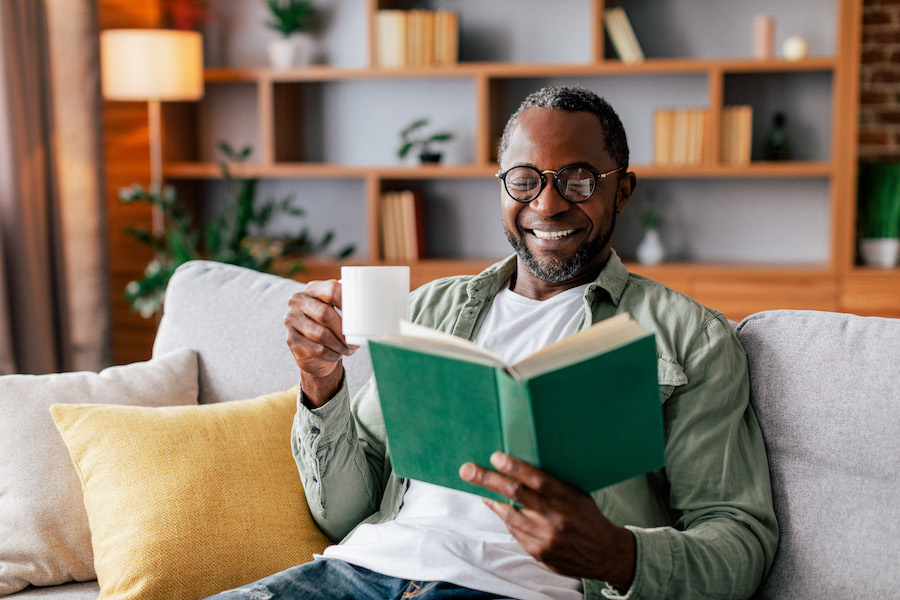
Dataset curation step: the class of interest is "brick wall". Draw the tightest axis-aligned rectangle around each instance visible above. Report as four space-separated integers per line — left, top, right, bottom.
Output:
860 0 900 160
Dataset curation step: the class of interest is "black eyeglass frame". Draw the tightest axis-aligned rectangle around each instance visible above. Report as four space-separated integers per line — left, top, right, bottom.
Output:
495 164 624 204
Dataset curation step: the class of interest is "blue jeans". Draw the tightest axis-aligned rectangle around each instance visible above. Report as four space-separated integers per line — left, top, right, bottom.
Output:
206 558 514 600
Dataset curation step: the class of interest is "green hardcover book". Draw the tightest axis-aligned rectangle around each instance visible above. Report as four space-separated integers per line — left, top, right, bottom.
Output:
368 313 664 501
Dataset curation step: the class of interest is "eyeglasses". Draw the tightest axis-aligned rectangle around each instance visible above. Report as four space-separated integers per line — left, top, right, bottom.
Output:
495 164 622 204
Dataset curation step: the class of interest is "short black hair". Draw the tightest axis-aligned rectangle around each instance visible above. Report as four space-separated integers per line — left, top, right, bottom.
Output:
497 85 630 172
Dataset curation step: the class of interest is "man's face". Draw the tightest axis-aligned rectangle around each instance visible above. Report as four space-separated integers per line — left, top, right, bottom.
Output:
500 107 632 286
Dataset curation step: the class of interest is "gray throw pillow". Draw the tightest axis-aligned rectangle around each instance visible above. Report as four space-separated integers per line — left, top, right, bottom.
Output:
0 349 199 595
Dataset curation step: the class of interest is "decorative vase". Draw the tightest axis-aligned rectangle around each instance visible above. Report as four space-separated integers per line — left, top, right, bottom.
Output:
636 229 665 266
268 37 298 70
860 238 900 269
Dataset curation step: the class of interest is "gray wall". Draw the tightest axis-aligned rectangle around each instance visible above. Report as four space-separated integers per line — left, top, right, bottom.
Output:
192 0 837 265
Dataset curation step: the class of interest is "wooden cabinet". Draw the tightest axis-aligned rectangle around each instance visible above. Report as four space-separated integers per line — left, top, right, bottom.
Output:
105 0 898 362
840 271 900 318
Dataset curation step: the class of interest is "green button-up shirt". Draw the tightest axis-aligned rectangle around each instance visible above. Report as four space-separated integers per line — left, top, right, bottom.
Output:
293 251 778 600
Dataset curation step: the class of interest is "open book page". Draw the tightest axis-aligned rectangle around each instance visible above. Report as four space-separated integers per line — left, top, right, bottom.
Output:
381 321 506 368
508 313 648 380
384 314 648 381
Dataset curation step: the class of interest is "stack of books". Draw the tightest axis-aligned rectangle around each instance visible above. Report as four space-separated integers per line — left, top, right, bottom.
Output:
380 190 425 262
374 10 459 68
603 7 644 64
654 108 708 167
720 106 753 166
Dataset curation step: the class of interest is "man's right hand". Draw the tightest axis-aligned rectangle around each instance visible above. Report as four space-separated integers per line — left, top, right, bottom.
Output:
284 279 358 408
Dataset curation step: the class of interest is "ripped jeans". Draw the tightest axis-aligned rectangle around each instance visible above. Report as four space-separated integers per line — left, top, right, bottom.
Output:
205 558 514 600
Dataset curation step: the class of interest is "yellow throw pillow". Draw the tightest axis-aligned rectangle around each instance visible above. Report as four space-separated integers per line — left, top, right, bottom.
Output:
50 387 330 600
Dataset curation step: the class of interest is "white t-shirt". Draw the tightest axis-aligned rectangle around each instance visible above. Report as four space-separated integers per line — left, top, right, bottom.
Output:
322 282 590 600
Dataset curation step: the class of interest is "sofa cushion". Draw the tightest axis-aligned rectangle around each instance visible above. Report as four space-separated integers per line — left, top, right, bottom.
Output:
736 310 900 599
154 260 373 404
0 349 198 596
6 581 99 599
50 387 330 600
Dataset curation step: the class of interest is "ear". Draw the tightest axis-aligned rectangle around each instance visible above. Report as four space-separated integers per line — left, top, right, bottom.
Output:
615 172 637 214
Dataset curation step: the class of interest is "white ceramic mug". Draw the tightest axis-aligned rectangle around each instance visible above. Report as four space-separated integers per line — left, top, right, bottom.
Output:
341 266 410 345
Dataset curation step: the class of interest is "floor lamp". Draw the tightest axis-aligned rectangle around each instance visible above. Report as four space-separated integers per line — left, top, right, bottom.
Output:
100 29 204 234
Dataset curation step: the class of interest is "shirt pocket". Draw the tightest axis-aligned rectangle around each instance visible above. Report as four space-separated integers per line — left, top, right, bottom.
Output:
657 355 687 402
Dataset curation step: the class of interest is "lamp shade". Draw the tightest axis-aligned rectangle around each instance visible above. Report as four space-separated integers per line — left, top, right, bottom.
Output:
101 29 204 101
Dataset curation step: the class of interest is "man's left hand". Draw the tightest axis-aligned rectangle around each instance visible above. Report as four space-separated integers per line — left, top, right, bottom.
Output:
459 452 635 590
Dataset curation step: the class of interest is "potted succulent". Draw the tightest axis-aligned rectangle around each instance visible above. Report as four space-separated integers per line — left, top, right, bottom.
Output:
635 203 665 266
397 118 454 164
264 0 319 69
857 162 900 269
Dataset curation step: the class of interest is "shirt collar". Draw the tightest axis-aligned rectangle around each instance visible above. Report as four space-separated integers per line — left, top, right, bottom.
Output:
589 249 628 306
467 249 629 306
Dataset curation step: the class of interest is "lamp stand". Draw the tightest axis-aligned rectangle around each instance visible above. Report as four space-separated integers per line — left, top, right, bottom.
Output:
147 99 164 236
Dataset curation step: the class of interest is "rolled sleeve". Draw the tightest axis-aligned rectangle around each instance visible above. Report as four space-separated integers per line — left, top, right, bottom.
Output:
291 374 379 541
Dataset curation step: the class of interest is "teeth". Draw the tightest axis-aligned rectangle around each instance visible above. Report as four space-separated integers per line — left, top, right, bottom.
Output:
533 229 575 240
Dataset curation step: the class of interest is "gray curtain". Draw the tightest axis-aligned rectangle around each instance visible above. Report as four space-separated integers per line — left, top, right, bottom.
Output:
0 0 109 374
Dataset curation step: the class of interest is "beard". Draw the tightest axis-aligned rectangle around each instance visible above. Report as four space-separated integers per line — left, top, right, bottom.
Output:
505 211 616 284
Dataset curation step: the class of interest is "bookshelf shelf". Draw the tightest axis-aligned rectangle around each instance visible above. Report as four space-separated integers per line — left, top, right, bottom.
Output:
203 57 838 85
165 161 832 181
632 161 834 179
153 0 883 321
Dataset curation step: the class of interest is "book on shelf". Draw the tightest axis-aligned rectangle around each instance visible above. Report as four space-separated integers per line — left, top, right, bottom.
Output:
434 11 459 67
380 190 425 262
654 107 708 167
367 313 665 501
374 10 404 69
720 106 753 166
603 7 645 65
374 9 458 68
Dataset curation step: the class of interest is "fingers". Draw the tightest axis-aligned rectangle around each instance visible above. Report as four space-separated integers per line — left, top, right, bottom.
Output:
458 456 539 509
284 280 358 375
459 452 570 505
488 452 565 497
462 453 629 583
286 320 345 363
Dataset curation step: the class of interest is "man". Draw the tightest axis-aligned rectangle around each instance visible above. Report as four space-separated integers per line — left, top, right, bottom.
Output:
210 86 778 599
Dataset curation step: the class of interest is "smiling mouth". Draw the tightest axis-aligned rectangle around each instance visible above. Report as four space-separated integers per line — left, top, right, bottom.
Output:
530 228 577 240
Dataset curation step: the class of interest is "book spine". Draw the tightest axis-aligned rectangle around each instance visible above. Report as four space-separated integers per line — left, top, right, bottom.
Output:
654 108 673 167
495 372 539 469
603 9 633 64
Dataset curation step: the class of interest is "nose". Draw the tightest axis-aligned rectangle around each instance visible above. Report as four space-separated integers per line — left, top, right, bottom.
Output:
529 173 570 216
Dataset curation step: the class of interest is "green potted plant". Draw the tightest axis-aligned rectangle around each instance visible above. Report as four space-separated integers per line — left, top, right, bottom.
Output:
397 118 454 164
635 203 665 265
858 162 900 269
264 0 319 69
121 142 353 318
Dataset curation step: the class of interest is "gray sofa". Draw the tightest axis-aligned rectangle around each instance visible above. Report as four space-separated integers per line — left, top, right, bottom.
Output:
7 260 899 599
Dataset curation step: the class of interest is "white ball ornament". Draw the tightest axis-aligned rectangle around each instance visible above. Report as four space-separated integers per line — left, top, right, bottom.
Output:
782 37 809 61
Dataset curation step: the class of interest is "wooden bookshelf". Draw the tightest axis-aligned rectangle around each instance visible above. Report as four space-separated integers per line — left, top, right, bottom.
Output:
102 0 900 363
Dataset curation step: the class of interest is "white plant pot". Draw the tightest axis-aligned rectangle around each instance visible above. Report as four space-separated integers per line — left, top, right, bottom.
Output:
860 237 900 269
636 229 665 266
268 37 298 70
